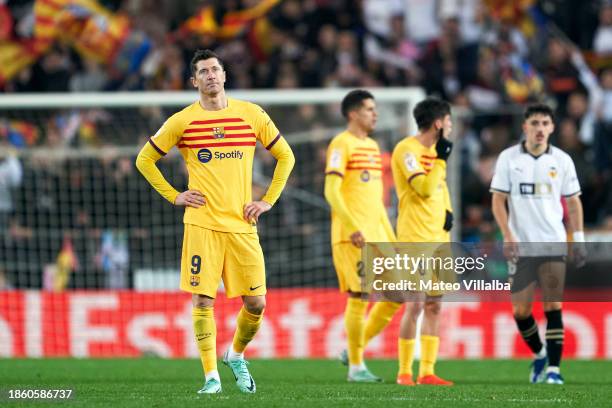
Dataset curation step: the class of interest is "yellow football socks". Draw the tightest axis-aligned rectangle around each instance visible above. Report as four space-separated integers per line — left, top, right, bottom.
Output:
419 335 440 377
192 306 217 374
364 301 402 345
345 297 368 365
398 338 416 376
232 306 264 353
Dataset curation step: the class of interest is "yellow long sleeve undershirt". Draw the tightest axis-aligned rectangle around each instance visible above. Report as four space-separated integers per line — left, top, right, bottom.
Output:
135 142 180 204
410 159 446 198
261 137 295 206
135 138 294 207
324 174 360 234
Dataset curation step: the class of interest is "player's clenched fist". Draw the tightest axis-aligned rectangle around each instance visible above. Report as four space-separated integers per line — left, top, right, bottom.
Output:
175 190 206 208
244 201 272 223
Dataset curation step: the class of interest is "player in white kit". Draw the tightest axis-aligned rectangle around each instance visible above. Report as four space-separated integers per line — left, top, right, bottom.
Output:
490 104 585 385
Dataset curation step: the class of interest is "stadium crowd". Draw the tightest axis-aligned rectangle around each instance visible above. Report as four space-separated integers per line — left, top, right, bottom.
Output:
1 0 612 288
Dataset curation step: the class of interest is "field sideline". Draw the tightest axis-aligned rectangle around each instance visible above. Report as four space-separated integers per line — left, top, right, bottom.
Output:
1 359 609 407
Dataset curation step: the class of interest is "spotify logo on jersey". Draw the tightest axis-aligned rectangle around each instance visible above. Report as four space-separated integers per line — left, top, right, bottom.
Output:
198 149 213 163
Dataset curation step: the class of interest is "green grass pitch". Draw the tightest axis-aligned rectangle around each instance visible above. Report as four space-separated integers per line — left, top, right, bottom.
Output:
1 359 610 407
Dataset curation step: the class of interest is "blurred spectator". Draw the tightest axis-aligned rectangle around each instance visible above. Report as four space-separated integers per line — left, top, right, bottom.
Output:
420 16 479 99
32 47 73 92
403 0 441 45
566 45 612 177
314 25 339 84
440 0 485 45
464 48 504 111
97 230 129 289
70 60 108 92
593 2 612 55
333 30 366 87
592 68 612 175
0 145 23 234
363 9 422 85
541 37 581 112
143 43 187 91
556 118 599 223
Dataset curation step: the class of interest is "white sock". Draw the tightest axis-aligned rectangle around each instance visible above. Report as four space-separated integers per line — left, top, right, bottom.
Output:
546 366 560 374
349 362 367 375
205 370 220 382
536 345 547 359
227 346 244 361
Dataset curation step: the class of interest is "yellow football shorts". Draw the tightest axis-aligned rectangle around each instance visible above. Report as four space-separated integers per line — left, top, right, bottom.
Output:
180 224 266 298
332 242 364 293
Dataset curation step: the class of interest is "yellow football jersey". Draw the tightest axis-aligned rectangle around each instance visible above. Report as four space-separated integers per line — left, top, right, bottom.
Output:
325 131 390 244
392 136 452 242
149 98 282 233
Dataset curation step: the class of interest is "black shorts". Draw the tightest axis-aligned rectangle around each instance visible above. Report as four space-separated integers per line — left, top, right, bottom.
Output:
508 256 566 293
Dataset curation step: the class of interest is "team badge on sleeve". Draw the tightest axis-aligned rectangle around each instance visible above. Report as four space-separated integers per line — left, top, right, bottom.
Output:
329 149 342 169
404 153 418 172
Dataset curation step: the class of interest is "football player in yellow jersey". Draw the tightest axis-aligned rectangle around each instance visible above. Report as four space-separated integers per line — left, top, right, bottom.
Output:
135 49 294 394
324 90 402 382
390 98 454 386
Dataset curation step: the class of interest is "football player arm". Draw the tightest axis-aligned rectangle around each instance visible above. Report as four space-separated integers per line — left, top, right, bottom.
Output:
566 194 584 240
324 174 361 234
0 151 22 187
260 137 295 206
409 160 446 198
566 193 586 266
135 142 204 208
491 192 514 241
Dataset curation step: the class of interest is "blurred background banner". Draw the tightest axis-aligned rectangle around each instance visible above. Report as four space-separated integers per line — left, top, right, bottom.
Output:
1 0 612 359
1 290 611 359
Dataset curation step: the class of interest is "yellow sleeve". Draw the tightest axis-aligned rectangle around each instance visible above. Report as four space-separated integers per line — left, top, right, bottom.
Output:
261 137 295 205
324 136 348 176
324 174 360 233
135 142 180 204
249 103 294 205
324 136 360 232
150 113 183 154
392 142 446 198
251 103 281 149
410 160 446 198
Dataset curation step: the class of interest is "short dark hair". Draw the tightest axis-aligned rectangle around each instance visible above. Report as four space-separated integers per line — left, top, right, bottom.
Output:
524 103 555 122
413 98 451 130
341 89 374 118
190 49 225 76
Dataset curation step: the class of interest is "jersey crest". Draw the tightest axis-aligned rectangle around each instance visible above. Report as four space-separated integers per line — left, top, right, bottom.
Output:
213 127 225 139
